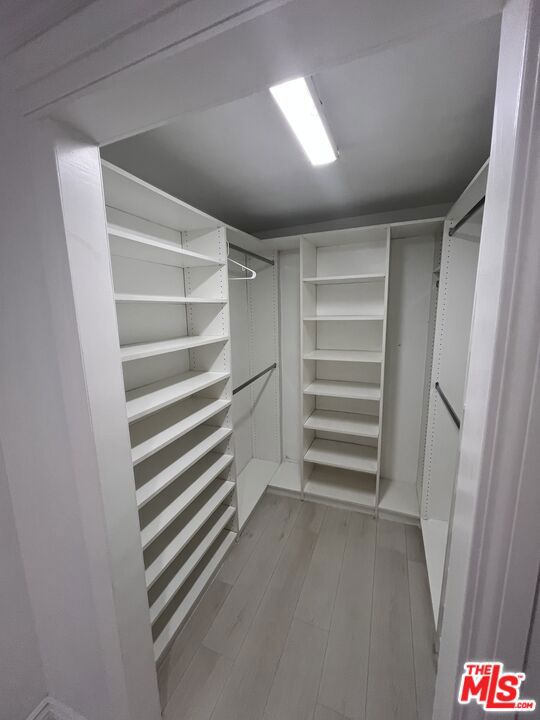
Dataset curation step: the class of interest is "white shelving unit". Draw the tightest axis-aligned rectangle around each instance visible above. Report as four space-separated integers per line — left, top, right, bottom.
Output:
103 160 238 665
304 378 382 401
300 226 391 512
115 293 226 305
303 349 383 363
108 223 223 268
303 273 386 285
120 334 228 362
126 371 229 422
304 409 379 438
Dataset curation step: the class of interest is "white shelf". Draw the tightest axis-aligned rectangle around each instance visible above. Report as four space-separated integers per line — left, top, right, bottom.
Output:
131 398 231 465
108 223 222 268
115 293 225 305
304 409 379 438
153 529 236 662
378 478 420 519
303 349 382 363
304 379 381 401
304 466 376 510
120 334 227 362
305 438 378 474
303 273 385 285
149 505 235 624
139 452 233 549
135 426 232 508
145 479 234 588
304 315 384 322
126 371 228 422
421 518 449 623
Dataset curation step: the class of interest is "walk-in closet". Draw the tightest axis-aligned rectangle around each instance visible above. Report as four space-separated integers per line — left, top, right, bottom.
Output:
6 0 540 719
97 124 491 720
79 8 498 720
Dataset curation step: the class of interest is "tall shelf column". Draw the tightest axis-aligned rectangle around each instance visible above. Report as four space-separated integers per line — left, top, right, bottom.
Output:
103 161 237 665
300 227 390 511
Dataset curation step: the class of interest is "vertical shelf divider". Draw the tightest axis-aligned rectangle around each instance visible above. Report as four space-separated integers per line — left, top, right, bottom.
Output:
375 227 391 512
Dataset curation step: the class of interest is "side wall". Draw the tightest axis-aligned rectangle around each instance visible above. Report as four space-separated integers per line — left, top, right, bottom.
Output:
279 250 301 463
0 108 161 720
382 234 436 488
0 441 45 720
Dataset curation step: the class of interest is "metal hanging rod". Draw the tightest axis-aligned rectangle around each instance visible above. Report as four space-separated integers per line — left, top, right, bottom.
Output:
435 382 461 429
448 196 485 237
233 363 277 395
228 242 274 266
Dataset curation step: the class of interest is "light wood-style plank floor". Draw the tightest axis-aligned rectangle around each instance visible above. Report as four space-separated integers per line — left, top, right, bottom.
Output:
158 493 436 720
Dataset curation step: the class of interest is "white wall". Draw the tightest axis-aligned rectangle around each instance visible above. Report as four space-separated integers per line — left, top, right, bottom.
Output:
279 250 301 463
229 255 253 474
0 442 45 720
0 109 160 720
382 234 436 486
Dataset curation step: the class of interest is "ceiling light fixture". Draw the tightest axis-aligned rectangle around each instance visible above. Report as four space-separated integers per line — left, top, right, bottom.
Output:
270 77 337 166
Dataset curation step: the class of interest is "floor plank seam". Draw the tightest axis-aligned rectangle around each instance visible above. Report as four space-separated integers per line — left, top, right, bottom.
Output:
261 504 328 720
364 520 380 720
405 556 420 720
313 511 350 718
218 494 277 584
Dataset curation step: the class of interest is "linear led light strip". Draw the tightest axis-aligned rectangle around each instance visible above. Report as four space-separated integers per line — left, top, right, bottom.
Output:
270 77 337 166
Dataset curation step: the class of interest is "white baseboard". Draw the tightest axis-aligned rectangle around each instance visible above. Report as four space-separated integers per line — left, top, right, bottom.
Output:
26 697 88 720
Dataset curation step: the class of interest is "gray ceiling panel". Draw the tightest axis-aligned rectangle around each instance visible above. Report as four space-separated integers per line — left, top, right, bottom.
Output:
102 14 500 235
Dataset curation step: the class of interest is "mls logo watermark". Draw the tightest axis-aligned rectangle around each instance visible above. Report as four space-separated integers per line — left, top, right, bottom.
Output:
458 662 536 712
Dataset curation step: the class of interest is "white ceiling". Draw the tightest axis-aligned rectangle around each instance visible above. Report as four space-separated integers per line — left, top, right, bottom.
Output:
0 0 94 57
102 13 500 236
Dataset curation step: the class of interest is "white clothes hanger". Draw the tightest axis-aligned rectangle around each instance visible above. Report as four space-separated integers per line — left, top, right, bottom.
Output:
227 256 257 281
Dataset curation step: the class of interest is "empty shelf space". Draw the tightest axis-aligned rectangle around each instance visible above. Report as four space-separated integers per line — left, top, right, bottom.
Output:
135 426 233 508
378 478 419 519
303 349 382 363
144 479 234 589
304 314 384 322
268 461 302 494
115 293 225 305
108 224 222 268
304 378 381 401
126 371 229 422
304 466 376 510
305 438 378 474
139 451 234 551
152 529 236 662
304 409 379 438
148 504 235 624
131 398 231 465
303 273 385 285
120 335 227 362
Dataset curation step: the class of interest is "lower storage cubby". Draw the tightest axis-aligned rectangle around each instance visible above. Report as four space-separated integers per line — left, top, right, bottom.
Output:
303 465 376 510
